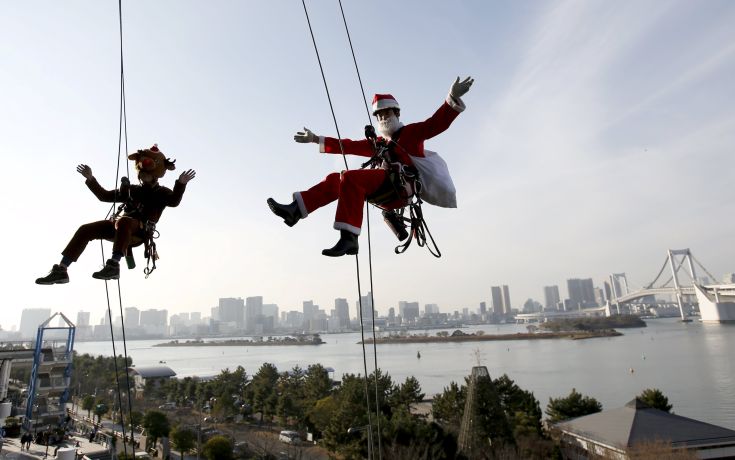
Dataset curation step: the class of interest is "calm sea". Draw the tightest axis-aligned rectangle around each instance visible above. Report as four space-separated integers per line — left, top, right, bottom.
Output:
74 318 735 430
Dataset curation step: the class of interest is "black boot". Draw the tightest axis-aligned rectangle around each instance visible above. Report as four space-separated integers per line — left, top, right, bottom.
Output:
322 230 359 257
267 198 302 227
92 259 120 280
35 264 69 285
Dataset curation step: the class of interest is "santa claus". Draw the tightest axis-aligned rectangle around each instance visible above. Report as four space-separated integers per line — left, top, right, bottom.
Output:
268 76 473 257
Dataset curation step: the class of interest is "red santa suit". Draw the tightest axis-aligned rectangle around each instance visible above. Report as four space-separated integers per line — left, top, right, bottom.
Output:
294 94 466 235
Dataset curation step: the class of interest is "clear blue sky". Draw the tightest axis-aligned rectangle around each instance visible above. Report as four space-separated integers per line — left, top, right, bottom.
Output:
2 1 735 329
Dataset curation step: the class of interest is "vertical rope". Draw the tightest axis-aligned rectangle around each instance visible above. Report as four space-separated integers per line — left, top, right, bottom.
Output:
300 2 374 457
116 0 136 448
336 2 383 456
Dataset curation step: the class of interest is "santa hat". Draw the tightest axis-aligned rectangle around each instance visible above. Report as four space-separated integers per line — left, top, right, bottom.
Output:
372 94 400 115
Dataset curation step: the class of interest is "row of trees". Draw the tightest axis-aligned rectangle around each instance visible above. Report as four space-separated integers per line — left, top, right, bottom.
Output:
70 352 675 459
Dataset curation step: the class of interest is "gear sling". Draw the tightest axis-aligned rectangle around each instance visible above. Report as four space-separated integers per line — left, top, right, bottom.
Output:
113 176 160 277
361 126 441 257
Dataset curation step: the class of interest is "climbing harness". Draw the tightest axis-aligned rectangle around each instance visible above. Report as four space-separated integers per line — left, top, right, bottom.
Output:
110 180 161 279
361 126 442 258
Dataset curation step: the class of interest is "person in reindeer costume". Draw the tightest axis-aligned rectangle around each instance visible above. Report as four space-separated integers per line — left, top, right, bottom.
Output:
35 144 196 284
268 76 473 256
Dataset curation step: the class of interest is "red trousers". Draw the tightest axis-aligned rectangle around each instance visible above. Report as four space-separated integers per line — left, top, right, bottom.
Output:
296 169 405 235
61 217 143 262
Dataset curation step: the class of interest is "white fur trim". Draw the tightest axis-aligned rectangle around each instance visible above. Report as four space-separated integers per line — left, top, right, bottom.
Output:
372 99 400 114
446 94 466 113
334 221 361 235
319 136 326 153
293 192 308 218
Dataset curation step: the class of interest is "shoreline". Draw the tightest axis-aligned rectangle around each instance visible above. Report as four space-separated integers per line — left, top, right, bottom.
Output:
153 338 324 347
361 330 622 344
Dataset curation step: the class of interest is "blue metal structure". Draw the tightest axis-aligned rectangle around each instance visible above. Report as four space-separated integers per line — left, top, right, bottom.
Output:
24 312 76 421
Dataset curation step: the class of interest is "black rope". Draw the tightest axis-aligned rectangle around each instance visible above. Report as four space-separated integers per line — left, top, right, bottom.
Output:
99 248 129 459
300 2 374 457
336 1 383 456
300 0 348 171
115 0 136 450
95 2 136 456
338 0 373 127
394 199 441 258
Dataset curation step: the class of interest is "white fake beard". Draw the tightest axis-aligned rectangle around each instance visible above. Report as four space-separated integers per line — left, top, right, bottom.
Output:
377 115 403 138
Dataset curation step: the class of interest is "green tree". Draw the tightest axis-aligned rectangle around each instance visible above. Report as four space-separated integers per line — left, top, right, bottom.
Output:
431 381 465 428
142 410 171 450
546 388 602 423
390 376 425 413
82 395 96 418
637 388 673 413
472 374 514 448
94 403 109 424
202 435 233 460
306 396 339 435
129 410 144 428
304 364 332 402
276 393 297 426
494 374 543 437
249 363 279 424
170 425 196 459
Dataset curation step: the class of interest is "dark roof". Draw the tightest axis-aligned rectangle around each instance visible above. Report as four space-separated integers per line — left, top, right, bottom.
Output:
128 366 176 378
556 398 735 449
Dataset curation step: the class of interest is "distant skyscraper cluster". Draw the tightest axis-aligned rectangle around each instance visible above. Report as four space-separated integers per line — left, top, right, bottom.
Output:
7 267 735 341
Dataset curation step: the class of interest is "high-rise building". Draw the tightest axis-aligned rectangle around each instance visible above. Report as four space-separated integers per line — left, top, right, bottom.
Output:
220 297 245 327
501 285 512 314
543 286 560 310
19 308 52 339
722 273 735 284
567 278 596 309
424 304 440 315
357 294 374 322
490 286 503 316
190 312 202 323
334 298 350 328
303 300 316 326
245 296 263 331
262 303 279 327
479 302 487 316
76 311 91 327
124 307 140 327
139 309 168 336
399 301 420 323
140 309 167 326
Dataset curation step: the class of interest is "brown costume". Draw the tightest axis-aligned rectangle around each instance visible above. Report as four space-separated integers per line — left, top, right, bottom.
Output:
36 144 193 284
62 175 186 261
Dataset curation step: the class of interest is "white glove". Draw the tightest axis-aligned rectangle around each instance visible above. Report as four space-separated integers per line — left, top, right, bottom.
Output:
450 76 474 99
294 127 318 144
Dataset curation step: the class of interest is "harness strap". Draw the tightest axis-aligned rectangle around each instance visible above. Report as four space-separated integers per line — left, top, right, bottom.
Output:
142 221 159 278
394 197 441 258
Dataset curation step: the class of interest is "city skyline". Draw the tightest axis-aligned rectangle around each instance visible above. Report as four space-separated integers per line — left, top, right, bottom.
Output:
6 266 731 333
3 2 735 332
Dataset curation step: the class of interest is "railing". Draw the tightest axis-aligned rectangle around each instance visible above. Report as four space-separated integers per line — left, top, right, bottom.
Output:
36 376 71 390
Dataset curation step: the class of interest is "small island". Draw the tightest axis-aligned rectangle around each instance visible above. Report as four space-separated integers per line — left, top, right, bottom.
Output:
154 334 324 347
361 328 621 345
539 315 646 332
362 316 647 344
